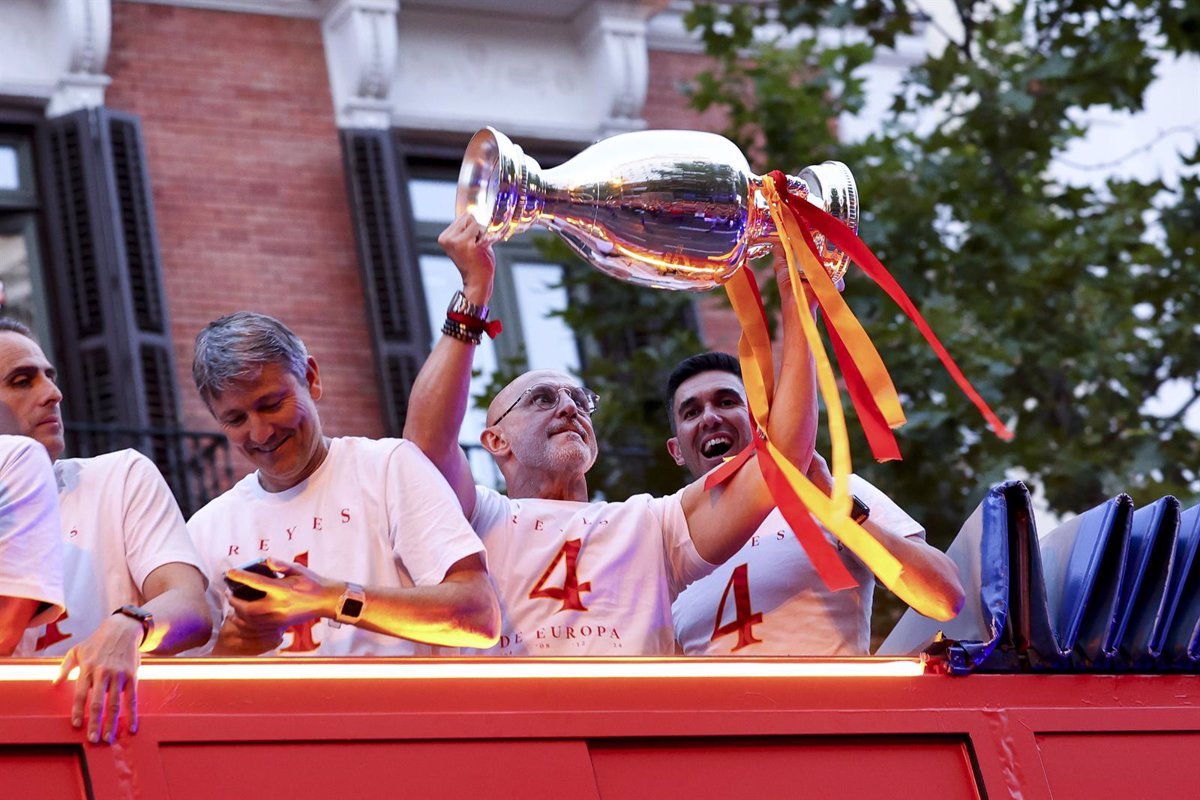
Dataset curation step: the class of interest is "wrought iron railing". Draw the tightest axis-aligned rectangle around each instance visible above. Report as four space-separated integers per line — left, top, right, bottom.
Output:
64 422 236 518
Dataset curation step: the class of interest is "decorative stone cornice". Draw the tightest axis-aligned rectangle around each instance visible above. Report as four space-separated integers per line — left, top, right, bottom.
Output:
120 0 337 19
322 0 398 129
0 0 112 115
573 1 653 135
49 0 114 116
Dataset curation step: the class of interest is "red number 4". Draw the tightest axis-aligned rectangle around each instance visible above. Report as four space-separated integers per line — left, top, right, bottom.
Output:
281 551 320 653
711 563 763 651
529 539 591 612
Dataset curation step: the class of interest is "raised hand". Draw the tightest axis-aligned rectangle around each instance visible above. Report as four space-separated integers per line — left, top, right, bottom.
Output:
438 213 496 305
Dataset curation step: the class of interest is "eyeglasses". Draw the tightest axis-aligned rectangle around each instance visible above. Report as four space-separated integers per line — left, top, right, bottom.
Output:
491 383 600 426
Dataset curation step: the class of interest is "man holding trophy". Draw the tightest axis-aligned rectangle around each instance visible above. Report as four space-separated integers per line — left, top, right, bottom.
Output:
405 125 993 654
403 213 820 656
664 351 964 656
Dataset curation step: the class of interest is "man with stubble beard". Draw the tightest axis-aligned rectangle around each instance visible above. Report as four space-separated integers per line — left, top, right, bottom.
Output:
0 318 210 744
665 351 965 656
402 214 820 656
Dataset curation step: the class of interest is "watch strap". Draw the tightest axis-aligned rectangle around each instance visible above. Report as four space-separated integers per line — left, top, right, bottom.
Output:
448 289 489 321
113 605 161 653
850 494 871 525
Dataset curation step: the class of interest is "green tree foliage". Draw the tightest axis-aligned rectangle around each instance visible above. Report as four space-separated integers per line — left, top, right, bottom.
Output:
681 0 1200 559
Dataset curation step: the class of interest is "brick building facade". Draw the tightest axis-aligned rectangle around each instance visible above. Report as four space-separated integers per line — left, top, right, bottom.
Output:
0 0 770 509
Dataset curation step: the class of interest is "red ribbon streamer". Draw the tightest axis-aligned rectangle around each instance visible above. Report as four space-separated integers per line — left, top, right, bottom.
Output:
448 311 504 340
705 437 858 592
781 192 1014 441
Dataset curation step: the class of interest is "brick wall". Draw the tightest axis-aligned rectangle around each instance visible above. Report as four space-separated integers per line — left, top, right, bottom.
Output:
105 1 384 474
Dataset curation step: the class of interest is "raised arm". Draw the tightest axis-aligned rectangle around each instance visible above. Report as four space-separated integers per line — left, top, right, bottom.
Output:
402 214 496 517
680 260 819 565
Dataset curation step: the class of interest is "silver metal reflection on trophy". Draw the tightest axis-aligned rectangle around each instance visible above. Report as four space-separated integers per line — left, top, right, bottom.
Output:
456 127 859 291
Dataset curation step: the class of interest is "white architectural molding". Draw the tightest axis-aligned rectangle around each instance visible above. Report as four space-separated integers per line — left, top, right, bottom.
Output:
573 1 651 136
49 0 114 116
386 4 656 144
322 0 398 129
120 0 337 19
0 0 112 115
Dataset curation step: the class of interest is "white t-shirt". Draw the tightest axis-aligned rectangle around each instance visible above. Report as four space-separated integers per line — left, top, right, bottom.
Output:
0 435 64 628
672 474 925 656
18 449 206 656
467 486 712 656
187 437 487 657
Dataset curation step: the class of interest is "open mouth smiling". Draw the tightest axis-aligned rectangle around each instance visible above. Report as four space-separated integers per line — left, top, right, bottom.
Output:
701 434 735 459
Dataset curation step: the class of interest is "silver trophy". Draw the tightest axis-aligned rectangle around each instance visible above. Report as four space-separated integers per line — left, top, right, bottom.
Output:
456 127 858 291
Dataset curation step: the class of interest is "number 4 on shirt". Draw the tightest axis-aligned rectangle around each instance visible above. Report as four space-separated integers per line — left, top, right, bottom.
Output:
712 563 763 651
529 539 591 612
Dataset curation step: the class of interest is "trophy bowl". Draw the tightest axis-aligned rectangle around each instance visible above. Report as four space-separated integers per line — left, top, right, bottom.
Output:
457 126 858 291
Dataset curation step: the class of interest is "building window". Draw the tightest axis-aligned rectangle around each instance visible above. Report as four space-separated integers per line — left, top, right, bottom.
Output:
0 131 55 354
407 171 583 489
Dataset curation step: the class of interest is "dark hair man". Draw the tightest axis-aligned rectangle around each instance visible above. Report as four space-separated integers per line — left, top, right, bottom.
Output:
0 318 210 743
665 351 964 655
188 312 500 656
401 214 819 655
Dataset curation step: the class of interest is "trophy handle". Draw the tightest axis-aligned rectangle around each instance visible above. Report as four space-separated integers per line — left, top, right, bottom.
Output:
748 163 859 282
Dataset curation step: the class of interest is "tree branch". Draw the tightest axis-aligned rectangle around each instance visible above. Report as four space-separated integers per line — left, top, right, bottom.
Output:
1056 124 1200 172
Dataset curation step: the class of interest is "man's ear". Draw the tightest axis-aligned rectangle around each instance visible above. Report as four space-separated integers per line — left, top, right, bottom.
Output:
305 356 322 401
666 437 686 467
481 426 509 458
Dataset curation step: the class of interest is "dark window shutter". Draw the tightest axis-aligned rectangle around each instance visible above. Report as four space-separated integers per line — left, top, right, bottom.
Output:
42 108 184 474
341 129 431 435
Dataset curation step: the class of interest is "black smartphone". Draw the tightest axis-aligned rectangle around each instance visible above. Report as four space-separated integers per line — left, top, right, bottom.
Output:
223 559 281 602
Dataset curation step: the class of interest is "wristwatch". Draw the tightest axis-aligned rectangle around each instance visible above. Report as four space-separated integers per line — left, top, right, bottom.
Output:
112 605 160 653
334 582 366 625
850 494 871 525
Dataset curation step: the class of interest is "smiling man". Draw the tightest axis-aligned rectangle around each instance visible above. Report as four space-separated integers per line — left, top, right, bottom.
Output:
401 214 818 656
187 312 499 656
0 318 210 744
665 351 965 656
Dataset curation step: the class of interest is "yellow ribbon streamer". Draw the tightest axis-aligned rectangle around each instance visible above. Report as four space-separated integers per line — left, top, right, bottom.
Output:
725 270 775 427
771 187 907 431
716 175 907 591
761 174 852 513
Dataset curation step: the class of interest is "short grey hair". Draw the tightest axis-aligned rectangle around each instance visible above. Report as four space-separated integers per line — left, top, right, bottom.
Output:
193 312 308 406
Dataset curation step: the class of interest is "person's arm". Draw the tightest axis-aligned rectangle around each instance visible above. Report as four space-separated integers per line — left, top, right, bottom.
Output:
680 258 820 565
0 437 64 654
55 451 212 743
0 598 40 656
869 534 964 621
221 554 500 649
401 214 496 517
55 562 210 744
807 452 964 621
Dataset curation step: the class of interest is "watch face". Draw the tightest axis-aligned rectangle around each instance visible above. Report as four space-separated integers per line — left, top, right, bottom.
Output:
341 598 365 619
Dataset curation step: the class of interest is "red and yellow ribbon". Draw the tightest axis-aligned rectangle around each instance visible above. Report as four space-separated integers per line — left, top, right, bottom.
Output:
708 172 1011 597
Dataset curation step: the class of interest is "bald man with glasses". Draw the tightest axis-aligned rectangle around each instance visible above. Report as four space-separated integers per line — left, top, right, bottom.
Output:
403 214 820 656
